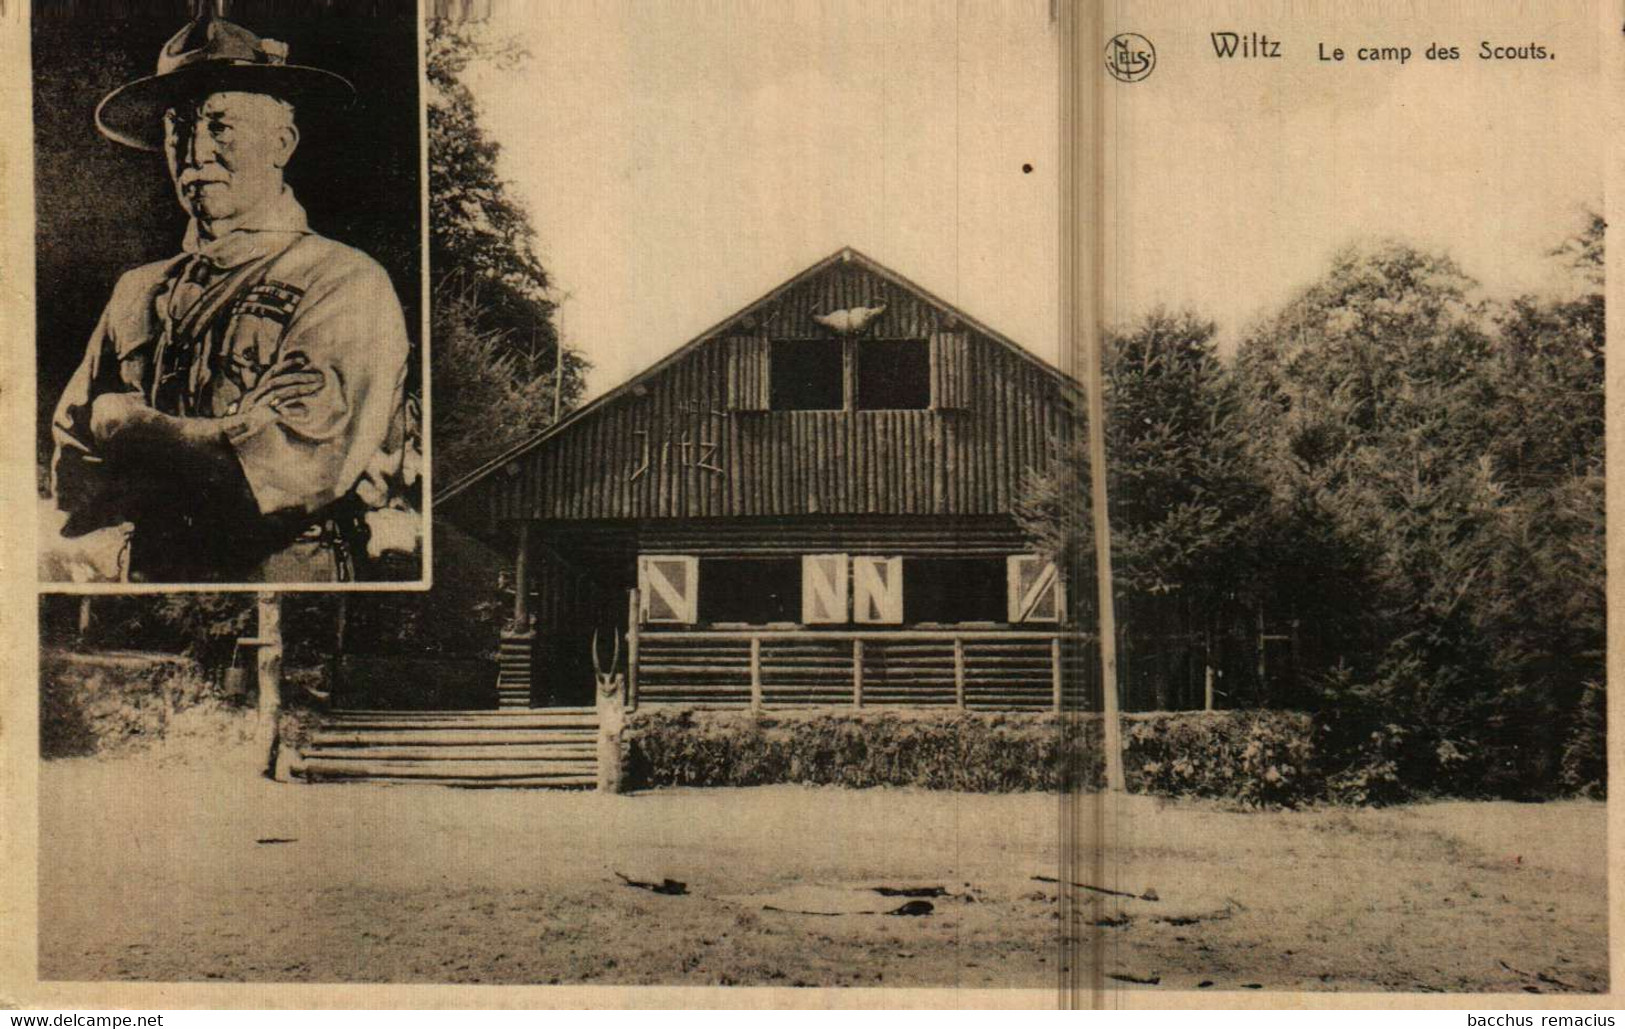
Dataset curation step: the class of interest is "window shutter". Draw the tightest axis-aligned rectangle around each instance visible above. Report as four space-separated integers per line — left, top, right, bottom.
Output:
639 555 699 624
1007 554 1064 623
801 554 849 624
930 331 970 409
727 336 770 411
853 556 903 624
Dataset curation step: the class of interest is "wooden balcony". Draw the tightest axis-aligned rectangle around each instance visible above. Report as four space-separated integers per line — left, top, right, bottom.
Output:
631 627 1096 712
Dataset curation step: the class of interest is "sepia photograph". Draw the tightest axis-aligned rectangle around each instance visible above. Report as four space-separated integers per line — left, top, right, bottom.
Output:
32 0 425 586
12 0 1617 1011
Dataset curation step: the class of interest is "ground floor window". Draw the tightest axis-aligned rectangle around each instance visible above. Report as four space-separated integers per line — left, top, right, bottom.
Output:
1007 554 1065 623
638 554 699 624
700 557 799 624
904 557 1007 624
801 553 849 623
637 550 1063 627
852 556 903 623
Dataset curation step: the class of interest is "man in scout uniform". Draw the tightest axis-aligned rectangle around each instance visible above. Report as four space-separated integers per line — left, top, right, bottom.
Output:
46 10 416 583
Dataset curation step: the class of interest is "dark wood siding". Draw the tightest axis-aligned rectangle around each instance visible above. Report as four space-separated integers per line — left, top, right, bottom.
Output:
534 515 1032 564
476 257 1079 523
726 336 769 411
930 330 969 409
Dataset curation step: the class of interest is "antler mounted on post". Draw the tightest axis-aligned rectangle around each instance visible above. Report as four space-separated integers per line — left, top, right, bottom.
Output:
591 628 627 795
591 628 624 701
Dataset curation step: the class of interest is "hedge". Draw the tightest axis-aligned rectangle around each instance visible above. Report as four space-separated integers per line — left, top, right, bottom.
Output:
621 707 1321 804
41 649 312 760
41 650 220 758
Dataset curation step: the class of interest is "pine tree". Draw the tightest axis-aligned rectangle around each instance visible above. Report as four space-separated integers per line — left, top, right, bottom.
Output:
427 20 587 482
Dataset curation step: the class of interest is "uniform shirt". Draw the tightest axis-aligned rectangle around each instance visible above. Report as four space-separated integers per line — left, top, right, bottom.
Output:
49 188 414 580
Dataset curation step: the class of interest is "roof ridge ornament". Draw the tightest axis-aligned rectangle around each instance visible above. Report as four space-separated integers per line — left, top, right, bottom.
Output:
812 302 888 336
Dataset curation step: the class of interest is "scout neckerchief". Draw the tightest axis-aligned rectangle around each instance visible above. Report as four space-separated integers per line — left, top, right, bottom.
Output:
149 188 311 415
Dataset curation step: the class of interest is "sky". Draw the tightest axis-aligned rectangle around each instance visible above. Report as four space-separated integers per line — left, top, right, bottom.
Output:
466 0 1600 400
471 0 1060 396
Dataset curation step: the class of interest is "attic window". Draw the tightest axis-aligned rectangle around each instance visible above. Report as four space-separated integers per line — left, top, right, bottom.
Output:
770 340 844 410
856 340 930 410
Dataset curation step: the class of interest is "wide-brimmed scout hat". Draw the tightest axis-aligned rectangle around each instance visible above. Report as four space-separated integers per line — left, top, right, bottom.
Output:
95 10 355 152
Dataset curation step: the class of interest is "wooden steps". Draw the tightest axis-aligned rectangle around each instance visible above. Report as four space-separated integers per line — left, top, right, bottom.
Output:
301 744 596 762
307 732 594 748
291 708 599 789
306 775 599 789
496 633 534 709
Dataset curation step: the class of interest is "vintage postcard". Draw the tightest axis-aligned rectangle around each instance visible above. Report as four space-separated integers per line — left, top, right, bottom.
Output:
31 0 426 588
1 0 1620 1013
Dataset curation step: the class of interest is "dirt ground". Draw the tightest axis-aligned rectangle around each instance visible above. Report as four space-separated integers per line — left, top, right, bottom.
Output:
37 747 1608 993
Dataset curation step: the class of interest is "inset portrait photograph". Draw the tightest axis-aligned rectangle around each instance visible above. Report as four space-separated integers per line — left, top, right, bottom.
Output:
34 0 425 586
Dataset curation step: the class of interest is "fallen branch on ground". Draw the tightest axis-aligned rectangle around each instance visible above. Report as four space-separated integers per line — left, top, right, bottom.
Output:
614 871 688 896
1033 874 1159 902
762 900 935 917
1499 959 1575 991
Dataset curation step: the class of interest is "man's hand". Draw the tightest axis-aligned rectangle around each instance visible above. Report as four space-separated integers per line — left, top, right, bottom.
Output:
88 356 325 450
87 391 151 447
85 354 328 514
233 353 327 434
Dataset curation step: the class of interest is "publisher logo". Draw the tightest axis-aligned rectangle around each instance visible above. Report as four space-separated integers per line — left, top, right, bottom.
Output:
1106 33 1156 82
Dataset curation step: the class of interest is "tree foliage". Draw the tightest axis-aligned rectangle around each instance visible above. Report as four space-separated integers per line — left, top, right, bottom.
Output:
1233 229 1603 796
427 19 586 482
427 24 547 335
1021 310 1268 603
1019 310 1275 709
1021 215 1606 799
430 280 571 481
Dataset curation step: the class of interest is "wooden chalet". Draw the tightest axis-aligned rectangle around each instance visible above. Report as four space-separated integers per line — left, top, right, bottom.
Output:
436 247 1094 715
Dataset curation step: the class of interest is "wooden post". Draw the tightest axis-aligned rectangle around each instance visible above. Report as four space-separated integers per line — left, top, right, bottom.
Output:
77 597 93 638
255 592 283 781
841 338 857 411
1051 635 1063 714
1082 230 1125 793
495 524 537 710
1060 0 1116 1007
625 588 641 711
329 594 348 701
1256 605 1267 701
1053 0 1124 790
512 523 532 628
596 656 625 794
1290 614 1302 697
953 637 966 709
852 638 864 708
1204 629 1215 712
334 594 348 655
749 635 763 711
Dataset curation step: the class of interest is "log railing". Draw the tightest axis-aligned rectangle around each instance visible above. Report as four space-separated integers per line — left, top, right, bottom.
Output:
632 628 1096 712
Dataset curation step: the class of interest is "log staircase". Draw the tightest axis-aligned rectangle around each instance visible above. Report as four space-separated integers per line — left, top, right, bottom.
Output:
290 708 599 788
496 631 535 709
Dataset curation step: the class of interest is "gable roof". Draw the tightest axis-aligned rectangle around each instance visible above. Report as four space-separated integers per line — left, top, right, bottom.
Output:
438 246 1081 504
